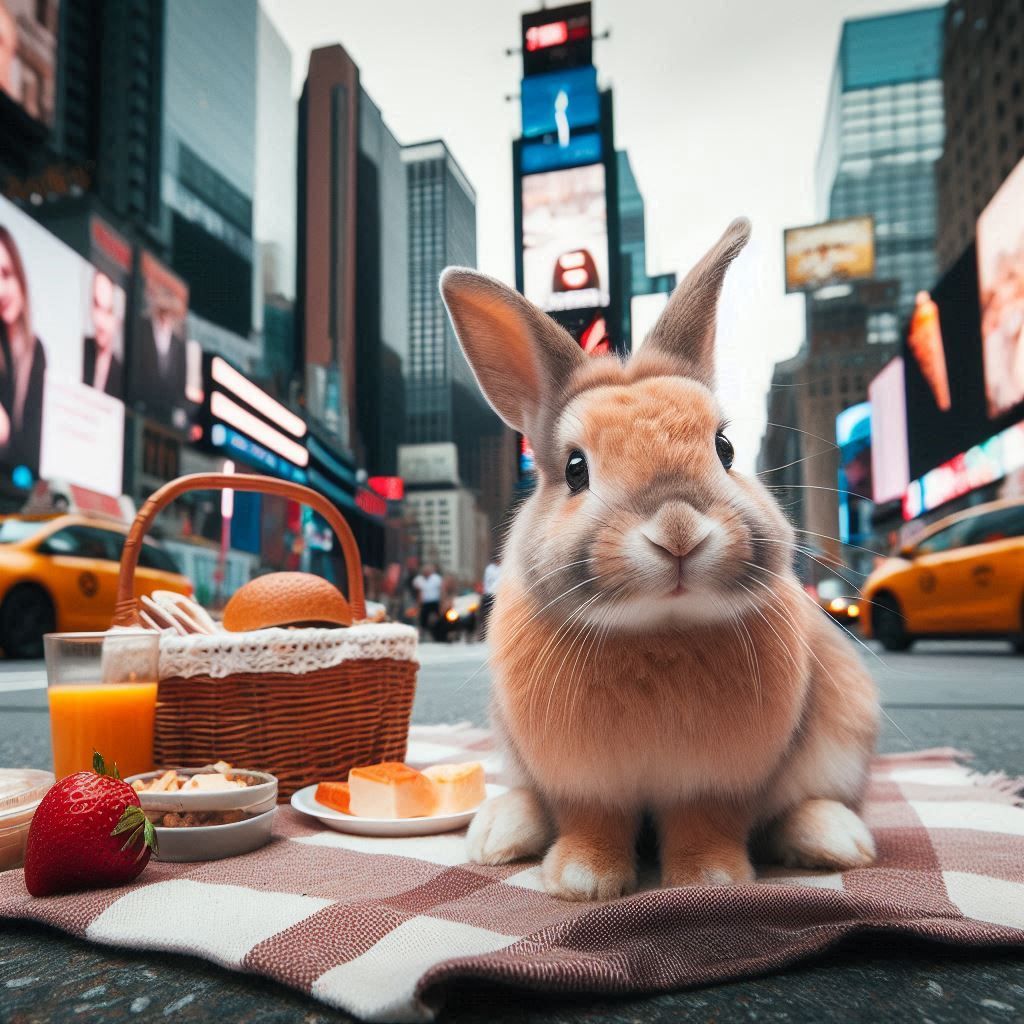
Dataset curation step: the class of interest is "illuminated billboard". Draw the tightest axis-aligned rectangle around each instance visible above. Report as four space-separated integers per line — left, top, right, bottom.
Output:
522 163 609 313
783 216 875 293
0 0 60 126
977 153 1024 420
836 402 872 546
903 244 990 482
521 2 592 77
0 193 125 496
868 357 910 504
521 132 601 175
129 251 200 431
521 66 600 139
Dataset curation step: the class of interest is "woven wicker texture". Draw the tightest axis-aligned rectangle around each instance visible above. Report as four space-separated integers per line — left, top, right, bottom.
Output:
155 660 418 800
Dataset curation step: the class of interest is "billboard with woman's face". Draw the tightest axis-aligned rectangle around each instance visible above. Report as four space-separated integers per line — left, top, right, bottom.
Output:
977 154 1024 420
0 194 125 496
0 0 60 126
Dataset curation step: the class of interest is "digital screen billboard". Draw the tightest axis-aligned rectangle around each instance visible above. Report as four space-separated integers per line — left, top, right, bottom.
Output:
903 244 990 481
836 402 872 547
521 2 592 77
521 66 600 139
0 193 125 496
522 163 609 313
783 216 875 293
0 0 60 126
128 251 199 431
521 131 601 175
550 305 611 355
977 153 1024 420
868 357 910 504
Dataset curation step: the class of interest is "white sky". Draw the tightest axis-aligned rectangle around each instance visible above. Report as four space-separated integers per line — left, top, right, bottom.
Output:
261 0 938 473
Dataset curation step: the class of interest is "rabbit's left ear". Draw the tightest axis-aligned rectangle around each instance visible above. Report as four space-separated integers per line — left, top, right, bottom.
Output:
440 267 585 436
635 218 750 388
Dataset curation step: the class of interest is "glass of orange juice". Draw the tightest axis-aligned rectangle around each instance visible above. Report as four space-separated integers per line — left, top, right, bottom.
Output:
43 631 160 780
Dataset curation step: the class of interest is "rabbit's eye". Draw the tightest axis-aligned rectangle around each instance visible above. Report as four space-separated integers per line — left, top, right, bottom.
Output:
565 450 589 492
716 432 734 470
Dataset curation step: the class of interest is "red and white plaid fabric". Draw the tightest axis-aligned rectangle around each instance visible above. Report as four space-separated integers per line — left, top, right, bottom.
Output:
2 725 1023 1023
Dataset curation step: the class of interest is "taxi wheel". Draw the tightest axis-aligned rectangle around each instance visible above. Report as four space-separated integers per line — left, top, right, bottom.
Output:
874 594 912 652
0 584 55 659
1014 598 1024 654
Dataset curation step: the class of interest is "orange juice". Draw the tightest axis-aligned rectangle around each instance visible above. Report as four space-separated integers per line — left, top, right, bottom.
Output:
48 683 158 780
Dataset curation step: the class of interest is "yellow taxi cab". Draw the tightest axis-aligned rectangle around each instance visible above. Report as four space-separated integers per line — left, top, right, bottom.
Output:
862 497 1024 652
0 513 192 658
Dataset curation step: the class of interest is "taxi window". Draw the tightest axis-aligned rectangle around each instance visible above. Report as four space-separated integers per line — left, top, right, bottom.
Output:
966 506 1024 546
38 526 120 561
915 518 975 555
0 520 46 543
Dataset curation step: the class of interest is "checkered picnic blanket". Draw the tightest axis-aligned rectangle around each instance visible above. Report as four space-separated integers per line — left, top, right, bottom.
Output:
2 725 1023 1023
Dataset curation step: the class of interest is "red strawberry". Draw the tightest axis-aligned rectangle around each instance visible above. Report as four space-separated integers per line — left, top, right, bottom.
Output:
25 751 158 897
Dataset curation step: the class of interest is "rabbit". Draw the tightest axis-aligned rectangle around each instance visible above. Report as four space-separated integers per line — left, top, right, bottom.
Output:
439 218 879 901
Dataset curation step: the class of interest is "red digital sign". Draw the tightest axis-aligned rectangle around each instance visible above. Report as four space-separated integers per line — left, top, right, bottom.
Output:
356 486 387 519
525 20 568 51
368 475 405 501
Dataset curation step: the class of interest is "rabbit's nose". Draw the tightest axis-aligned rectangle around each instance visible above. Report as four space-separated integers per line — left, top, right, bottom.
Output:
641 530 712 563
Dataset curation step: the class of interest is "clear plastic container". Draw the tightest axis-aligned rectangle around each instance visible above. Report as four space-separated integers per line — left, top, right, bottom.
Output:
0 769 54 871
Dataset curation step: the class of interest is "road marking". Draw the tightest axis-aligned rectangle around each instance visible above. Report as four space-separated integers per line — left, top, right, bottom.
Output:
0 673 46 693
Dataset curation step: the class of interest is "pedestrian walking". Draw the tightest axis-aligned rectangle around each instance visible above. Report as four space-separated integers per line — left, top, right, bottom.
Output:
479 552 502 641
412 563 443 642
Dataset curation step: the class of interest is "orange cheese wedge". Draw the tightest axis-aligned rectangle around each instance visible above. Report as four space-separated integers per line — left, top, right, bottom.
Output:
422 762 486 814
315 781 351 814
348 762 436 819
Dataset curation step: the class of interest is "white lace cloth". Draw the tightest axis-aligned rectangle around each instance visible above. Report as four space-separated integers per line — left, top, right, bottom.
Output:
158 624 418 680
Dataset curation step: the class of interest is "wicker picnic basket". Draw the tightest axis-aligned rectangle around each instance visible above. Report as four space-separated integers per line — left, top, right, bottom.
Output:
111 472 418 800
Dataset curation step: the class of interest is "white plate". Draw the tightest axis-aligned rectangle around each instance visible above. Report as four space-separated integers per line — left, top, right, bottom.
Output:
290 782 507 837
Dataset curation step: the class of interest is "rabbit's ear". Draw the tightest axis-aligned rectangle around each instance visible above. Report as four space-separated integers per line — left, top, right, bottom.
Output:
636 218 751 388
440 268 586 434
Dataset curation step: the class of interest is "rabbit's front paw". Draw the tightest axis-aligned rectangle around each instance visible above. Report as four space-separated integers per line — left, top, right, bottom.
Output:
541 835 637 901
466 787 552 865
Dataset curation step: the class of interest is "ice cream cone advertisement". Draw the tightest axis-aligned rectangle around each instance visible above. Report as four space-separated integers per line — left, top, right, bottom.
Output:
908 290 951 412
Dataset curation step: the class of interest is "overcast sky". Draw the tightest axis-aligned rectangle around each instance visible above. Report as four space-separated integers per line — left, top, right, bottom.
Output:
261 0 937 473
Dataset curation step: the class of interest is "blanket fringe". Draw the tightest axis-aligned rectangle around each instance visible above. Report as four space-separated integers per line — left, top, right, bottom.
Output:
965 768 1024 807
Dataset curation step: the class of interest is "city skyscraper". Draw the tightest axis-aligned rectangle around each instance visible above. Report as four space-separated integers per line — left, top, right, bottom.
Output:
816 6 946 327
935 0 1024 275
297 44 360 452
161 0 259 343
402 140 493 485
356 91 409 477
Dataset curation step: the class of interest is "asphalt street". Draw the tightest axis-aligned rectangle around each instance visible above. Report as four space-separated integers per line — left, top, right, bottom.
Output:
1 635 1021 777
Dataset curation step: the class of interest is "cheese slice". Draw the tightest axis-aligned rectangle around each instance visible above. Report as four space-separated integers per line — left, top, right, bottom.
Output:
348 762 436 819
315 781 351 814
422 762 486 815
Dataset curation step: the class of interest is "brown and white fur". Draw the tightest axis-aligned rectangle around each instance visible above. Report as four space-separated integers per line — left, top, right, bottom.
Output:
440 219 878 901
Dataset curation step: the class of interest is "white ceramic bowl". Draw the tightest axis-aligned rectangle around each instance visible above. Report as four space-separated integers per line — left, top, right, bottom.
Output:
290 782 507 837
153 807 277 862
125 768 277 815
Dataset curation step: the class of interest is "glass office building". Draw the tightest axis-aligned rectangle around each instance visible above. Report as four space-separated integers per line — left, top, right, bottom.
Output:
816 7 946 329
402 141 492 485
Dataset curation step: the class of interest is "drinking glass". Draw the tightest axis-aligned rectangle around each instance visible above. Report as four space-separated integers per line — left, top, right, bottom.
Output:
44 631 160 780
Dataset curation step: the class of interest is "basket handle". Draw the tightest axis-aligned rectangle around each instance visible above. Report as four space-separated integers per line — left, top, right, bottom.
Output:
112 472 366 626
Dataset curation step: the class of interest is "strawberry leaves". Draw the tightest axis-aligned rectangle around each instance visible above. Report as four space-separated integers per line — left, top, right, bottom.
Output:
112 804 158 860
92 750 122 781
